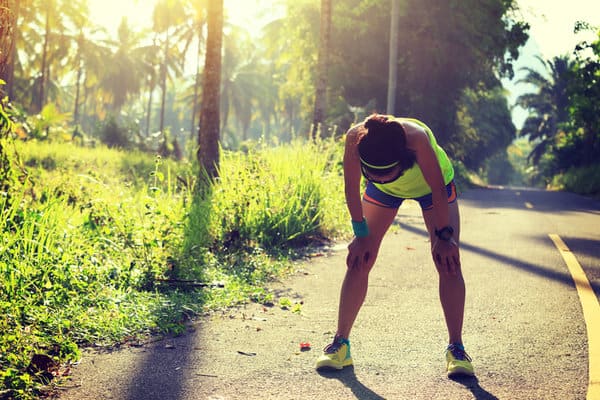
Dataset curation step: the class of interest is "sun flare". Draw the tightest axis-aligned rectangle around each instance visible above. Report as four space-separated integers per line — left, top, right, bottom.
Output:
87 0 271 36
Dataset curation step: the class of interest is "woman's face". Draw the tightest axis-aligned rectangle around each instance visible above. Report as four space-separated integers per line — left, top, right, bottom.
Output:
360 163 403 184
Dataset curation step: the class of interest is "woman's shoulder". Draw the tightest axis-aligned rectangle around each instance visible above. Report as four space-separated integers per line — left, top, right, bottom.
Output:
399 119 430 148
346 121 365 134
398 119 429 143
345 122 365 145
396 117 422 131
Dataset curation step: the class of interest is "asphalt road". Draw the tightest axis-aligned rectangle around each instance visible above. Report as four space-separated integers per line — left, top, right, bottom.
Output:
58 187 600 400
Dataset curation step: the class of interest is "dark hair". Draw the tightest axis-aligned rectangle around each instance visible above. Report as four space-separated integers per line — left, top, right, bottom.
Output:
357 114 416 174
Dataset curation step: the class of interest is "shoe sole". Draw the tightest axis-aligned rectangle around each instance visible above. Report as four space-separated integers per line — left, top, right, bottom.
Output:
315 360 353 371
447 368 475 378
316 365 345 371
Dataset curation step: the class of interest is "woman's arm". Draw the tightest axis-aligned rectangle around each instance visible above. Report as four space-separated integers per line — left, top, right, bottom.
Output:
409 123 460 274
343 124 375 270
410 126 450 231
343 125 364 222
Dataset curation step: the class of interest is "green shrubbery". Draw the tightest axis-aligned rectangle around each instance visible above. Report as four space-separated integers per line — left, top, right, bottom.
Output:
551 164 600 197
0 136 346 399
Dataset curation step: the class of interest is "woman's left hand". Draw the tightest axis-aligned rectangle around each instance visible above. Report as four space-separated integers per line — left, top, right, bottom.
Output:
346 236 374 270
431 238 461 275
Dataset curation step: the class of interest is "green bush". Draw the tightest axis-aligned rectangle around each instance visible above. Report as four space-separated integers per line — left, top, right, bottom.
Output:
551 164 600 196
99 117 132 149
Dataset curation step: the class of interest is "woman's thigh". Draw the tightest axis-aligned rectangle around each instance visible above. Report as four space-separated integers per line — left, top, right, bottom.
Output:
362 199 398 247
421 200 461 242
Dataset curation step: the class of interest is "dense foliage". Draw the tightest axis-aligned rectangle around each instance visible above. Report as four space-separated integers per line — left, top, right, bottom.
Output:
330 0 527 146
1 0 529 175
517 28 600 194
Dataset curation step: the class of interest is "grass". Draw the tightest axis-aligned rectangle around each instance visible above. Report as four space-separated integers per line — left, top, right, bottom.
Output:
0 137 347 399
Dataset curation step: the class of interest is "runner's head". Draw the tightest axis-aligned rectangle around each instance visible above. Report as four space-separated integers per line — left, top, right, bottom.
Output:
357 114 416 184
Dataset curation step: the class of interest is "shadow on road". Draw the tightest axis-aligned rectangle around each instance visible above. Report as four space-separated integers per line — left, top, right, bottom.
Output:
398 222 576 287
123 328 197 400
317 366 386 400
449 376 499 400
459 187 600 214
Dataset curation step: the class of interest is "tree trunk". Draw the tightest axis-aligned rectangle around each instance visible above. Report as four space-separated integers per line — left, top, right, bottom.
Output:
197 0 223 180
0 0 10 79
311 0 331 138
145 37 158 137
190 29 203 139
0 0 17 99
73 33 83 124
38 9 51 112
159 29 170 134
145 82 154 136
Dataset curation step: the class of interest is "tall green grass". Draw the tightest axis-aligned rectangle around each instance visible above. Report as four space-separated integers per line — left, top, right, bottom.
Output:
0 137 346 398
213 139 345 247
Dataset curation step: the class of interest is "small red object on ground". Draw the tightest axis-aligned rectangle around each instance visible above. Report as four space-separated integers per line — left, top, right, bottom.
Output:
300 342 311 351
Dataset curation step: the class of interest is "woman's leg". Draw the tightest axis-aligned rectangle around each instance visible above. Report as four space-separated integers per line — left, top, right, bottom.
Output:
421 200 465 344
336 200 398 338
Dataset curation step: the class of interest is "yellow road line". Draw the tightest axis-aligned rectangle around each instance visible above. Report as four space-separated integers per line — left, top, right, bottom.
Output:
549 234 600 400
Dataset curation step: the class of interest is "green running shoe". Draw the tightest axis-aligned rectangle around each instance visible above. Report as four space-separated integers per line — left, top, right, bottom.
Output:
316 336 353 370
446 343 474 377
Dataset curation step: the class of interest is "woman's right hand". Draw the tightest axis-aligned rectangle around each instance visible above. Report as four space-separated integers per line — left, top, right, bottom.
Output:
346 236 373 270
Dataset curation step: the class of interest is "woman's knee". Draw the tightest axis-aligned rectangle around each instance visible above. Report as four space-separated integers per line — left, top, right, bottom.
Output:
349 253 378 275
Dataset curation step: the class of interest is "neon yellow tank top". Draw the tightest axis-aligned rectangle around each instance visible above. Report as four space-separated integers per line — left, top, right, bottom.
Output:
373 118 454 198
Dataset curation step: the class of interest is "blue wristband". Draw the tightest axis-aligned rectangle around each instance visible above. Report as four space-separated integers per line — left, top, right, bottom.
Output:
351 218 369 237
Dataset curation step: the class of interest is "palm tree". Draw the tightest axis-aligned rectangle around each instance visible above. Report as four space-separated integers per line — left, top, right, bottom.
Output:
69 5 112 126
36 0 83 112
312 0 332 138
516 55 573 164
153 0 186 135
143 35 160 136
9 0 41 108
220 26 265 143
177 0 207 139
101 18 149 114
17 0 88 112
197 0 223 179
36 0 55 112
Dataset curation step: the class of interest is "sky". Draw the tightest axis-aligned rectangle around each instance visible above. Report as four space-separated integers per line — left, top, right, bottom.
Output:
517 0 600 60
88 0 266 36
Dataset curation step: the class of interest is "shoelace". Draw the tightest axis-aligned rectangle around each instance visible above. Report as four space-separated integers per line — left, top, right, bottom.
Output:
324 341 342 354
324 337 347 354
448 344 472 362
